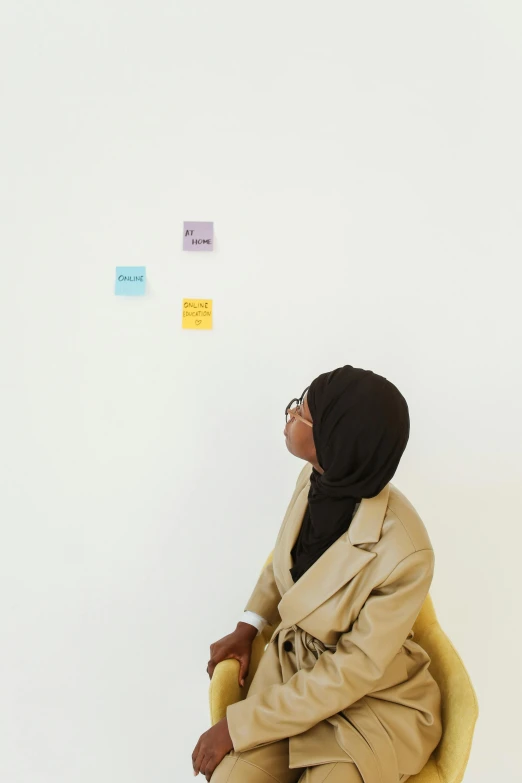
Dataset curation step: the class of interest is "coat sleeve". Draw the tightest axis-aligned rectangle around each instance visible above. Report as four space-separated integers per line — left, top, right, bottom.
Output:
241 463 311 628
243 559 281 627
227 547 434 752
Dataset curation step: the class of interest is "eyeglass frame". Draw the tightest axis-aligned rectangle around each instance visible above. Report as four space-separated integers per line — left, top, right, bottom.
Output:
285 385 313 427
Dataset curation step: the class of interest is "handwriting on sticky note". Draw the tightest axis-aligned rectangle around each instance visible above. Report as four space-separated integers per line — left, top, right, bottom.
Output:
182 299 213 330
115 266 146 296
183 221 214 251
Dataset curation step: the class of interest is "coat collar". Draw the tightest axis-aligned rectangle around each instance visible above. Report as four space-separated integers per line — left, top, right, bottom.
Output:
272 469 390 630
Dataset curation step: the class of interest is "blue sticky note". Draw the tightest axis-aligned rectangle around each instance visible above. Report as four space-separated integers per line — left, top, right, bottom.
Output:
115 266 146 296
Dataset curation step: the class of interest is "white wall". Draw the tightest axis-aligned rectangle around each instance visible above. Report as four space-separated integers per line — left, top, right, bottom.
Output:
1 2 521 781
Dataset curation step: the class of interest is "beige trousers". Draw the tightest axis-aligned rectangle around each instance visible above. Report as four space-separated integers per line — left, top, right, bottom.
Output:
210 737 364 783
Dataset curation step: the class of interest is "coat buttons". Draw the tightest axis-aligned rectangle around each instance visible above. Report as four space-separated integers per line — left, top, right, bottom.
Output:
283 640 293 652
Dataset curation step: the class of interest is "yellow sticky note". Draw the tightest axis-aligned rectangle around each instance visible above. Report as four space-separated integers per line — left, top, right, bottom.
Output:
182 299 213 329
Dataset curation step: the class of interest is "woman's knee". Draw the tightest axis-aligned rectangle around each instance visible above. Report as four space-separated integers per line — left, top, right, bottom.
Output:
211 743 301 783
299 761 364 783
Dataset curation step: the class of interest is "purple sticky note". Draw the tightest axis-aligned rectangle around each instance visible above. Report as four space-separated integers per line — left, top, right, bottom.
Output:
183 221 214 251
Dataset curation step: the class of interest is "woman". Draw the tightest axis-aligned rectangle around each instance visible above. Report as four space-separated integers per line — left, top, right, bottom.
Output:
192 365 442 783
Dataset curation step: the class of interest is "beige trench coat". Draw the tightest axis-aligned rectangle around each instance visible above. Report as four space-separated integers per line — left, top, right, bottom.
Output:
226 462 442 783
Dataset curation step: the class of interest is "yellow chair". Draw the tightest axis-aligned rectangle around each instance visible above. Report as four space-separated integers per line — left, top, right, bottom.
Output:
209 551 479 783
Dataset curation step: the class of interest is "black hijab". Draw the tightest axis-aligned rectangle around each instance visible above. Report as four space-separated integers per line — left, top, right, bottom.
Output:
289 365 410 582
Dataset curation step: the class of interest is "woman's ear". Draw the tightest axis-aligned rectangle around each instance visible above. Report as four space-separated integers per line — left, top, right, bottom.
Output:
303 394 313 423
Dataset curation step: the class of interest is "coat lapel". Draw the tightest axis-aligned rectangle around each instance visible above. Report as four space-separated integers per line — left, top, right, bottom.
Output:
273 472 390 630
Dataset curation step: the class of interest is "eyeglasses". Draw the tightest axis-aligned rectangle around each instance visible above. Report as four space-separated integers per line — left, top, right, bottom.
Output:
285 385 313 427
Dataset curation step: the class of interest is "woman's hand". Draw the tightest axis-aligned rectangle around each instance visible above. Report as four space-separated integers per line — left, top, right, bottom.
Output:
195 624 257 778
207 622 258 687
192 717 234 780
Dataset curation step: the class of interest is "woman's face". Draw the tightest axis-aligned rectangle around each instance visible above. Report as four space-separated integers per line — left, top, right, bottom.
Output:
284 391 323 473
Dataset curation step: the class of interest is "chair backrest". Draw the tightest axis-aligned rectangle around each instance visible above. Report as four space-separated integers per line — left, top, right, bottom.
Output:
412 594 479 783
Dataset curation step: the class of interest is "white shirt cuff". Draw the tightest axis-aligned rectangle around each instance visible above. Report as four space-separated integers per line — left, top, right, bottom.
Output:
240 610 268 634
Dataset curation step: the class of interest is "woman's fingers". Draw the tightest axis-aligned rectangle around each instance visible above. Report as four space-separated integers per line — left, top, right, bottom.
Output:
238 655 249 687
192 744 205 776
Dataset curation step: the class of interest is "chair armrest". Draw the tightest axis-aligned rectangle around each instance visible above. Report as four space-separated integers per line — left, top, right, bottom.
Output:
208 658 243 725
208 625 274 725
